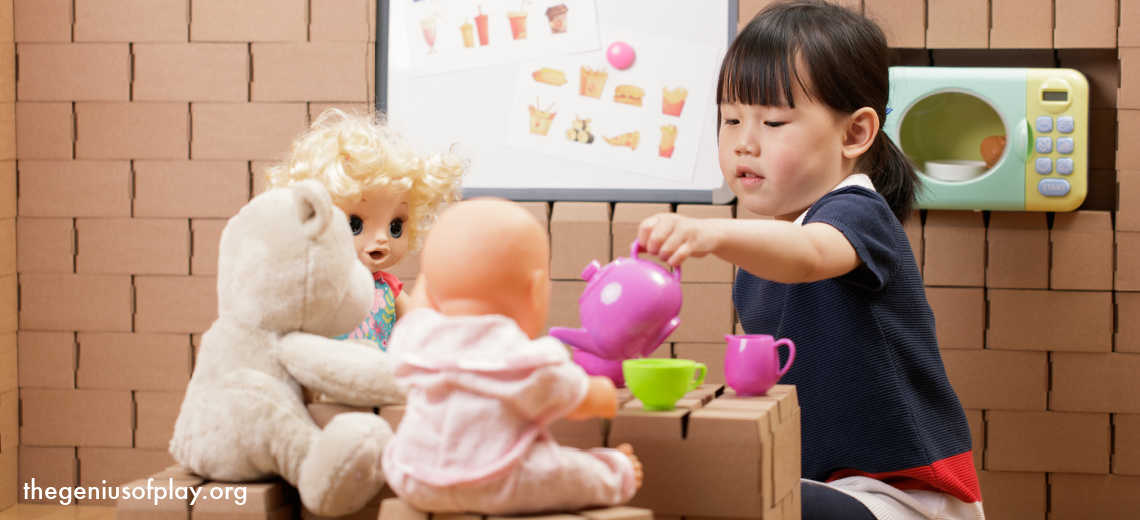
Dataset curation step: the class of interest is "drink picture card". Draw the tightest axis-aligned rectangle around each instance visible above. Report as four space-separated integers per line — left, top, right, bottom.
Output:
405 0 601 77
505 26 719 184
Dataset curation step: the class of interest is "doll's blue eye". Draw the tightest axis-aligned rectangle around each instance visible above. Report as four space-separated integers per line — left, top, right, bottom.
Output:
349 216 364 236
389 219 404 238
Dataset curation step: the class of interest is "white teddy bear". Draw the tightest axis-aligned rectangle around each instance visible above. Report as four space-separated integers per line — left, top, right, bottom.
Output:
170 180 405 517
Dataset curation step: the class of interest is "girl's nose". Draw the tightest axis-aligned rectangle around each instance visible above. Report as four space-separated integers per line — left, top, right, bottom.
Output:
735 125 759 155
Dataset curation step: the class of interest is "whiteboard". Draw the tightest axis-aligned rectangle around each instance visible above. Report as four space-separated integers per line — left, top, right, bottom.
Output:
381 0 737 203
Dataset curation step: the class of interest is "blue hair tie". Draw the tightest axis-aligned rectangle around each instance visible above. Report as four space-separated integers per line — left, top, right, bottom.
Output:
885 107 893 116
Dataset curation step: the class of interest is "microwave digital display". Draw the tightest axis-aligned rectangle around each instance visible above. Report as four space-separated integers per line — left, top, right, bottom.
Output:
1043 91 1068 102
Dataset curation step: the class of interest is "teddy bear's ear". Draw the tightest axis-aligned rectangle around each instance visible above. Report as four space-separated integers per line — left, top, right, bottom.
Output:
292 179 334 240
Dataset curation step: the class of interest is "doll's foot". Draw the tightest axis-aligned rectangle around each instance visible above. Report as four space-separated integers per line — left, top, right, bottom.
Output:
616 443 643 489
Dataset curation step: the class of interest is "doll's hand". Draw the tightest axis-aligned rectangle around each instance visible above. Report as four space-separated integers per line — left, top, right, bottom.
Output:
566 376 618 420
637 213 717 267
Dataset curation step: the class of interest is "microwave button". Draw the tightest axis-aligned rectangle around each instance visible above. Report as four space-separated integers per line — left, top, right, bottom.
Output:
1057 158 1074 175
1036 116 1054 133
1038 178 1071 197
1057 137 1074 155
1057 116 1075 134
1035 137 1053 154
1035 158 1053 175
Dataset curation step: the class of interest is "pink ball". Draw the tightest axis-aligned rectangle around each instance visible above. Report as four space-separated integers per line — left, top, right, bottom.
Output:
607 41 635 70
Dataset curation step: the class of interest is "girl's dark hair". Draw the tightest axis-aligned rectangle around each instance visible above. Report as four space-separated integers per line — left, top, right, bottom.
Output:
717 0 920 223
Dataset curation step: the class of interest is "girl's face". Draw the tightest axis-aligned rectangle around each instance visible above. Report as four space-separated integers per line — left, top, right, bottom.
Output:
719 82 851 221
340 188 411 273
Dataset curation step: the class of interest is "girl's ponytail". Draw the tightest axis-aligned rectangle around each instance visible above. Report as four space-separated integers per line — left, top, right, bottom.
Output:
863 128 922 225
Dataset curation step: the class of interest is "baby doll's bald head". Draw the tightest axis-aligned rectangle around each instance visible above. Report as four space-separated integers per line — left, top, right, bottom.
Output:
419 198 550 338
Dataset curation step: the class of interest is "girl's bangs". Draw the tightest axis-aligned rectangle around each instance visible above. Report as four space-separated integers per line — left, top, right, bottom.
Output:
717 34 803 108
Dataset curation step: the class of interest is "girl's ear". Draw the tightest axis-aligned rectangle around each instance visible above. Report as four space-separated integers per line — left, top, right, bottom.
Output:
841 107 879 159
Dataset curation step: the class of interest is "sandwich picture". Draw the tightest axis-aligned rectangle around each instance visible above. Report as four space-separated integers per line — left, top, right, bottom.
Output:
613 85 644 107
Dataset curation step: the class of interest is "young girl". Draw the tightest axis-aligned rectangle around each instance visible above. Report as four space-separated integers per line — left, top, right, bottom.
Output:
637 2 983 519
264 109 466 350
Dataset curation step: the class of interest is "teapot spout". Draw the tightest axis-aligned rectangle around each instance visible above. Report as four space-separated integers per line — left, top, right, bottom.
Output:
549 327 602 357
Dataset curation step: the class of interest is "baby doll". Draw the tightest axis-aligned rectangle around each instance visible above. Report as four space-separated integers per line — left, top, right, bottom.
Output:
382 198 643 515
264 109 466 350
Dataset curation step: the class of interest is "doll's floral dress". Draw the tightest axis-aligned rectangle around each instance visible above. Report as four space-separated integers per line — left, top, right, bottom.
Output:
335 271 403 350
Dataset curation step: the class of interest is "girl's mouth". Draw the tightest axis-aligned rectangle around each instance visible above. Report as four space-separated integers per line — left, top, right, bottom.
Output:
737 166 763 185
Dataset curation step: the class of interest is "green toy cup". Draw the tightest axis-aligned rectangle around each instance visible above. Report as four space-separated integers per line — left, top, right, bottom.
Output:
622 358 707 411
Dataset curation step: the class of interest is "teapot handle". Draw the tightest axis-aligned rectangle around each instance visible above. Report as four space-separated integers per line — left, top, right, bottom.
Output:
631 239 682 281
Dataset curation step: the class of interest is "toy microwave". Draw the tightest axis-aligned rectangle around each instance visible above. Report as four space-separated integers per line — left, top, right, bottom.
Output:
885 67 1089 212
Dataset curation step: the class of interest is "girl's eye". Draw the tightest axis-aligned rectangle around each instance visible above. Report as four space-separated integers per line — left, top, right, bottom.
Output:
765 121 786 127
389 218 404 238
349 216 364 236
722 119 739 126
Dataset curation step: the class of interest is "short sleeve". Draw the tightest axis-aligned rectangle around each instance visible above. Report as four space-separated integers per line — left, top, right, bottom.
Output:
803 187 901 292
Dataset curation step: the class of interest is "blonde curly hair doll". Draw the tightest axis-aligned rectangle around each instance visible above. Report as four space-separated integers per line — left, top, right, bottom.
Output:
264 109 466 350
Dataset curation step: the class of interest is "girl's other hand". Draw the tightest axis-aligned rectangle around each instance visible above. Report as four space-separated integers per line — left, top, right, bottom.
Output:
637 213 717 267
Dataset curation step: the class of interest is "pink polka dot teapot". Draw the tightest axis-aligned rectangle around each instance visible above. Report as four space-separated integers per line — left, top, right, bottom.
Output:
549 240 682 361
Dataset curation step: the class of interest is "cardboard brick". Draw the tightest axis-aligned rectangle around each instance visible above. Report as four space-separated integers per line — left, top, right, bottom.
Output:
134 275 217 334
941 349 1048 411
1060 49 1117 110
930 49 1056 68
378 404 405 431
387 251 420 285
73 0 187 42
135 161 249 219
672 342 725 385
1119 111 1140 171
0 390 15 452
675 205 734 283
0 161 14 218
0 333 14 393
610 203 670 274
985 410 1109 473
77 447 176 504
986 212 1049 290
922 211 985 287
190 0 307 42
251 160 273 195
0 0 10 42
926 0 987 48
0 217 12 274
926 287 984 349
75 102 189 159
17 43 130 101
193 481 297 517
1114 414 1140 475
673 283 733 343
1119 291 1140 353
0 43 14 102
17 331 75 389
116 474 204 520
990 0 1053 49
21 388 133 447
191 219 227 276
132 43 248 102
965 409 983 470
19 274 133 332
19 446 77 503
1055 0 1117 48
612 387 800 518
1125 0 1140 47
863 0 924 48
545 280 585 334
310 0 371 42
15 102 73 159
16 218 74 273
976 471 1046 520
307 402 374 429
1051 352 1140 413
76 218 190 275
252 43 369 102
18 160 132 218
1086 167 1118 212
134 391 184 449
1050 473 1140 519
190 103 308 160
1117 231 1140 291
516 201 550 232
986 289 1112 352
0 274 12 333
550 202 611 281
13 0 71 42
0 102 13 161
903 210 921 272
76 332 191 391
1051 211 1114 291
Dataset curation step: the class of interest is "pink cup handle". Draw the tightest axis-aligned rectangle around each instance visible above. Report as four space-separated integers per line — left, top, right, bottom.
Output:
775 338 795 377
631 239 682 281
689 362 707 391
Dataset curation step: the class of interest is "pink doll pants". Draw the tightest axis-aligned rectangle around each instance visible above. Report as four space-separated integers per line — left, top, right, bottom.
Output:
386 440 637 515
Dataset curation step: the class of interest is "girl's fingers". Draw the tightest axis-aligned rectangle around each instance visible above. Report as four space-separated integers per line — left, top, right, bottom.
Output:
667 243 692 267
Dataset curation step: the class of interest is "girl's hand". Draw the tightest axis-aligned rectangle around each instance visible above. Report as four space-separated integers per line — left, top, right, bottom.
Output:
637 213 718 267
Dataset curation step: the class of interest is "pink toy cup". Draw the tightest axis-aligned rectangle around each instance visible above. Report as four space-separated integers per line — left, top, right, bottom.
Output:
724 334 795 396
571 347 625 388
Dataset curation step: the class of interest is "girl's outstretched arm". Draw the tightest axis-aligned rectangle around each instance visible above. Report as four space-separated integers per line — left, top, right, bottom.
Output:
637 213 860 284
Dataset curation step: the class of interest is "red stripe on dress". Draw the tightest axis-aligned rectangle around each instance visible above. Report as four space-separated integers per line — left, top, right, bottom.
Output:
826 451 982 503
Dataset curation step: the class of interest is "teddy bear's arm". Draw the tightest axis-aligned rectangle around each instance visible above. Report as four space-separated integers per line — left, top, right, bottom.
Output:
278 331 406 406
